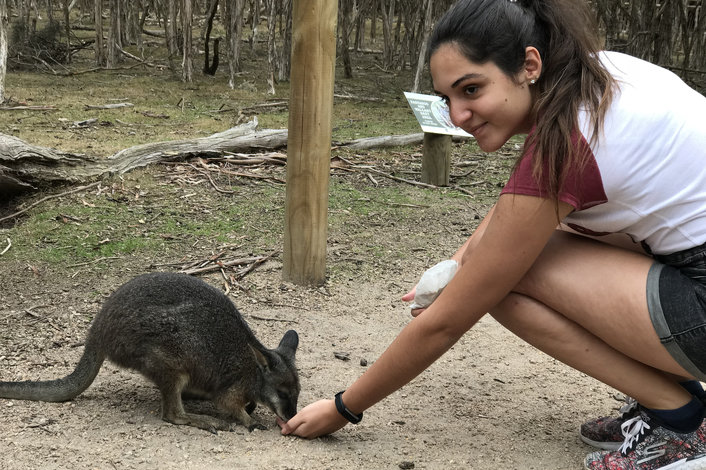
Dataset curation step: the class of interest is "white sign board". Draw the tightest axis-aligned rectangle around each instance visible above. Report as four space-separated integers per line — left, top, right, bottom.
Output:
404 92 473 137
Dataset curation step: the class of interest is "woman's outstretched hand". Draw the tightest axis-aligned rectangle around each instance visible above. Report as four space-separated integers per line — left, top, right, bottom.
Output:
402 286 426 317
277 399 349 438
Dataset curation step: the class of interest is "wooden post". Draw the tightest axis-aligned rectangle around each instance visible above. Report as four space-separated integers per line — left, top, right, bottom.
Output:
283 0 338 286
421 132 451 186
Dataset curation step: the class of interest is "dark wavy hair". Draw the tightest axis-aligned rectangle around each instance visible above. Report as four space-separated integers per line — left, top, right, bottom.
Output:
429 0 615 200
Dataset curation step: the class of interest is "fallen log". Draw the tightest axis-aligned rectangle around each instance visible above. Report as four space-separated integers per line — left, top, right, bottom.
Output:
0 119 285 193
0 118 461 199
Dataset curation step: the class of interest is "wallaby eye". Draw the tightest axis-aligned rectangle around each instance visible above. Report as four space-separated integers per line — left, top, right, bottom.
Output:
277 390 290 400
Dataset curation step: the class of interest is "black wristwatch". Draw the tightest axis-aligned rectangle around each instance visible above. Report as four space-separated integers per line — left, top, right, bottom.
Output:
334 391 363 424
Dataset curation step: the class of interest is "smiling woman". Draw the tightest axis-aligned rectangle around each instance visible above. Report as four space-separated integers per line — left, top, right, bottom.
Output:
278 2 706 470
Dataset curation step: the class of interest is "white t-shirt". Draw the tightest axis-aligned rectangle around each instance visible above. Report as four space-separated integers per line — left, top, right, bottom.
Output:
501 51 706 255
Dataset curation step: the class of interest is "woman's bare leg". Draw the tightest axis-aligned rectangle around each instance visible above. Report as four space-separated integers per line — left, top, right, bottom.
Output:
490 231 694 410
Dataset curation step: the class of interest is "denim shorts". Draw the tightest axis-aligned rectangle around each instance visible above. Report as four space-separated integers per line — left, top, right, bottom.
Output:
646 241 706 381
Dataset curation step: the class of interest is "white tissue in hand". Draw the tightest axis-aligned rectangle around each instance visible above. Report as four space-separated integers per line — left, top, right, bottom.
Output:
410 259 458 310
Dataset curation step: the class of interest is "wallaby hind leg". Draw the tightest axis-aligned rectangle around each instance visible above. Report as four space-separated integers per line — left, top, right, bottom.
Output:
159 373 232 433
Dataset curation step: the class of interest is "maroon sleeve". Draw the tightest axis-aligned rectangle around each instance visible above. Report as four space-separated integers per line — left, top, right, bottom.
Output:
500 131 607 211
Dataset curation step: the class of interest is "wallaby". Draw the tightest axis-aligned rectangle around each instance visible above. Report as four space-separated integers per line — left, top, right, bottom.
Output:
0 272 300 433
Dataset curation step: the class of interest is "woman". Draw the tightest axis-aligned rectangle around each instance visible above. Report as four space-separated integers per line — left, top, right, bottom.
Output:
279 0 706 468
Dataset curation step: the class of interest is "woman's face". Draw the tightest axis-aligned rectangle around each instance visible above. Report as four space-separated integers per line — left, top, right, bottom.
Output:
430 43 536 152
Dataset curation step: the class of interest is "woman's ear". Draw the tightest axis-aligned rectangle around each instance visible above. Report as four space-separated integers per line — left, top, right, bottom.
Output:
524 46 543 83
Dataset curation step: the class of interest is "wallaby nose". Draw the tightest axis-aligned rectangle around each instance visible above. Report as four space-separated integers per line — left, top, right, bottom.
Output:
281 402 297 420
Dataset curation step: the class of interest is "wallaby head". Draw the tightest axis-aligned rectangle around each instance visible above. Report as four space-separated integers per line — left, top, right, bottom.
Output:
249 329 300 420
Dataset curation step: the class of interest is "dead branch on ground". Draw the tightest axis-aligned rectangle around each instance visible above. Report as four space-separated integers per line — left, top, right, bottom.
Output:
178 252 277 276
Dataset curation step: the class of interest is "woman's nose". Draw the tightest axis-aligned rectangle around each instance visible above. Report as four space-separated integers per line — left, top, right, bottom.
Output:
447 100 471 127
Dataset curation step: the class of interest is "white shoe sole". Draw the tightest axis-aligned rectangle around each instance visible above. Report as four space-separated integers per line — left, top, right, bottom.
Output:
579 428 623 451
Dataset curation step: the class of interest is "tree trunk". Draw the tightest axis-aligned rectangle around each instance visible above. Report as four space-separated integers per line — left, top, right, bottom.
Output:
225 0 245 88
203 0 218 75
266 0 277 93
380 0 394 68
166 0 178 72
106 0 119 67
370 0 377 42
0 0 7 104
47 0 55 23
181 0 193 82
249 0 260 51
412 0 432 92
339 0 353 78
276 0 291 82
125 0 143 53
63 0 71 63
94 0 105 66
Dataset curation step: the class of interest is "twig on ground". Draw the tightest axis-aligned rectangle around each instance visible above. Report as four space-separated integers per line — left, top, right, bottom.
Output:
186 162 236 194
66 256 122 268
263 302 311 311
233 251 278 279
247 314 299 323
84 103 134 110
220 152 287 165
24 308 42 319
364 168 439 189
0 105 58 111
117 47 161 68
201 169 237 194
217 168 286 185
0 238 11 255
241 101 289 114
449 185 475 196
354 168 474 197
139 111 169 119
180 251 227 271
179 253 276 275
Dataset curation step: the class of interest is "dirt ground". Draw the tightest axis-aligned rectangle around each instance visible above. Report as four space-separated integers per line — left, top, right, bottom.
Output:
0 149 623 470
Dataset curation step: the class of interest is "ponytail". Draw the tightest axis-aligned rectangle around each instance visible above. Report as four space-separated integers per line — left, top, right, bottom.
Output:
429 0 615 200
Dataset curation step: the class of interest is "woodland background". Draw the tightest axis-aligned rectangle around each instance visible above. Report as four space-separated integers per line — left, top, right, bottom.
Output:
0 0 705 103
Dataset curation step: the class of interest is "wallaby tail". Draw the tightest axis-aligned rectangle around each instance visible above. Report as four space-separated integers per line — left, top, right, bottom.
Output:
0 345 104 402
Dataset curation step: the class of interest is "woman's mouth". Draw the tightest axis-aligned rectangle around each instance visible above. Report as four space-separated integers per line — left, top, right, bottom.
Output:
468 122 487 136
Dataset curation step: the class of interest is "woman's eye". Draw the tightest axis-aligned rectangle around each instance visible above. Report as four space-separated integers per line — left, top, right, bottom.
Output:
463 85 478 96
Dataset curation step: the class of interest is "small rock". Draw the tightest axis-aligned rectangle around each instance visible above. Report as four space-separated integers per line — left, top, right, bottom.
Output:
334 351 350 361
399 461 415 469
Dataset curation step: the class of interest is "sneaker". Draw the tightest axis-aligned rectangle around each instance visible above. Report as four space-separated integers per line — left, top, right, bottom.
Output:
584 411 706 470
581 396 640 451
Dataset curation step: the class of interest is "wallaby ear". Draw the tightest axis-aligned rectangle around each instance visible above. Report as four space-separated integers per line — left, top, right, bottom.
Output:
249 344 270 370
278 330 299 357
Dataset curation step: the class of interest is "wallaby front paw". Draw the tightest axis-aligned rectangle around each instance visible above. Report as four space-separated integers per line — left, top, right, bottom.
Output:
206 425 219 435
247 422 267 432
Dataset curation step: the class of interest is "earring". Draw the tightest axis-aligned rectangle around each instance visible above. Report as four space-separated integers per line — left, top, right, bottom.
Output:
530 79 536 85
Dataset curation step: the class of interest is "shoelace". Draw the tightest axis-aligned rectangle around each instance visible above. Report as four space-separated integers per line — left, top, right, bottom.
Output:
619 415 652 454
619 396 638 418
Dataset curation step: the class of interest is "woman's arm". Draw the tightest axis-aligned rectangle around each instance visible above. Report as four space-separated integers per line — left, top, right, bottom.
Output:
280 194 573 438
401 204 497 310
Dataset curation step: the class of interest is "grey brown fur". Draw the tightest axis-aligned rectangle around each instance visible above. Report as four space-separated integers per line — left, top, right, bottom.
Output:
0 272 300 433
